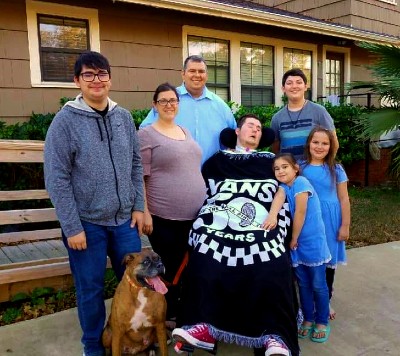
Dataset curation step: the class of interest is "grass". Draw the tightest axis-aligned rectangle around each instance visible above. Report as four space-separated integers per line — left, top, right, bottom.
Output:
0 186 399 325
348 186 400 248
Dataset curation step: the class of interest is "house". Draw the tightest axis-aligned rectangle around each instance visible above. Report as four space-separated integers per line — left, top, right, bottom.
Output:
1 0 399 124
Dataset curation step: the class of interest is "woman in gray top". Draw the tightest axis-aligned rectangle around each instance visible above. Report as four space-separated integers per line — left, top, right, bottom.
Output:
138 83 207 329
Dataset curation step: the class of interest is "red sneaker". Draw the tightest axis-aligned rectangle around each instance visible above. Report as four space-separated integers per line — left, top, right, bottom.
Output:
172 324 216 350
264 337 289 356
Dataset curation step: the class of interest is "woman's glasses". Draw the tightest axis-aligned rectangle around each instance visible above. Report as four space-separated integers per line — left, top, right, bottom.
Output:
156 98 179 106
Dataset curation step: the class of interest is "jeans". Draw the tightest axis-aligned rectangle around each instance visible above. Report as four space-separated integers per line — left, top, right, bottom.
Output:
294 264 329 325
63 219 141 356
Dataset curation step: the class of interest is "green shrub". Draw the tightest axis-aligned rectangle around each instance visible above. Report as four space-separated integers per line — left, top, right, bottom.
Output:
323 102 368 165
228 102 281 127
131 108 151 129
0 307 22 325
0 99 370 195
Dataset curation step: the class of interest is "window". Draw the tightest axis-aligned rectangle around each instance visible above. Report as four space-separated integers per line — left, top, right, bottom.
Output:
283 48 312 99
38 16 89 82
26 0 100 86
184 26 318 105
325 53 344 97
187 36 230 101
240 42 274 107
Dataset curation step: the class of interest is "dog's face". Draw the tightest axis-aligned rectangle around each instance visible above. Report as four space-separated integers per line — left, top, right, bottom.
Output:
123 250 167 294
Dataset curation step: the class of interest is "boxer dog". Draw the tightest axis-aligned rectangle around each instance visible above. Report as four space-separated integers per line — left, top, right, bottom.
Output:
102 250 168 355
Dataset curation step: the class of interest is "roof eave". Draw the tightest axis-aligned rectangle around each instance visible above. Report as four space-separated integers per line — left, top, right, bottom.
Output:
114 0 400 45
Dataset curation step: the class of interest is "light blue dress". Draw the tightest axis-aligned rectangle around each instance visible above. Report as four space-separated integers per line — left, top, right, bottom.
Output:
280 176 331 267
300 162 348 268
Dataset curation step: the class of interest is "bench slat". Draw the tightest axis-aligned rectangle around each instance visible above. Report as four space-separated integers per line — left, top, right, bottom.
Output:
36 240 67 258
0 189 49 201
0 248 11 265
0 228 61 244
1 245 31 263
0 140 45 151
16 242 50 261
0 261 72 284
0 208 57 225
0 256 69 271
0 258 113 284
0 149 44 163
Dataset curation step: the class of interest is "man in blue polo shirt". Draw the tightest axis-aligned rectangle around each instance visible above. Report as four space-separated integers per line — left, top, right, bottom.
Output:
140 55 236 164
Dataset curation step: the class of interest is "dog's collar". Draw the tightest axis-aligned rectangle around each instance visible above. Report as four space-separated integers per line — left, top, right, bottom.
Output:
126 274 142 289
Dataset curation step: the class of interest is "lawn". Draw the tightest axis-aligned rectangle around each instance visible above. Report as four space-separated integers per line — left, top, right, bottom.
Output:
348 186 400 248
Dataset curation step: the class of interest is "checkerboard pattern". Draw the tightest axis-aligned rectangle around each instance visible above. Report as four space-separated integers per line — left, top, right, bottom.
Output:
190 203 291 267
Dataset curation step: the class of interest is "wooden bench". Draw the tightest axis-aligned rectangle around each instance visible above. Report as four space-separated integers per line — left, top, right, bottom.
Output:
0 140 150 302
0 140 72 302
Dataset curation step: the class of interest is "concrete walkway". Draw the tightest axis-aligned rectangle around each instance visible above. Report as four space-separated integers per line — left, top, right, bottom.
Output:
1 242 399 356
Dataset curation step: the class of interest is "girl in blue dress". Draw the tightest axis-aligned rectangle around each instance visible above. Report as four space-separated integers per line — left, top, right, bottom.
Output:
264 153 331 343
300 127 351 320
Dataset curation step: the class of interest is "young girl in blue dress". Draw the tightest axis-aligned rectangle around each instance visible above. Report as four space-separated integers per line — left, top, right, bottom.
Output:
264 152 331 343
300 127 351 320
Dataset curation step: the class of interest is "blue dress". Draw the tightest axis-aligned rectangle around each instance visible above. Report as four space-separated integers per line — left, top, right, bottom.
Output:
300 162 348 268
281 176 331 267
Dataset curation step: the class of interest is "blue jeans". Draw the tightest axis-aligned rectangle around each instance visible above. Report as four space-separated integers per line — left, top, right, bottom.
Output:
294 264 329 325
63 219 141 356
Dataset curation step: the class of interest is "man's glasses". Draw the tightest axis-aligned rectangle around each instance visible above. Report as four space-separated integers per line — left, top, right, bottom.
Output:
156 98 179 106
80 72 110 82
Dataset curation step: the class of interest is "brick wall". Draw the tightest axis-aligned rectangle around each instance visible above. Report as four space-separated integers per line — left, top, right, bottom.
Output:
344 148 393 186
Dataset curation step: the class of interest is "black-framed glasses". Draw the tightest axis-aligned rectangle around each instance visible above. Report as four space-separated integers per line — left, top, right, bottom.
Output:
80 72 110 82
156 98 179 106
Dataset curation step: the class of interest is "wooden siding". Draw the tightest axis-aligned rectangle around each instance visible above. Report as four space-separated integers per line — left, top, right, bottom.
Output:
0 0 388 124
253 0 400 36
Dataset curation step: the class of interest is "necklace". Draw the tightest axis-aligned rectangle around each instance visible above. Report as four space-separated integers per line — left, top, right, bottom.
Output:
287 100 307 128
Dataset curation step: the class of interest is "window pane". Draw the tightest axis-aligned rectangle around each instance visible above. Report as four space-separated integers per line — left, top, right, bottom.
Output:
41 52 77 82
188 35 230 100
207 86 228 102
283 47 312 96
216 64 229 84
240 42 274 107
39 16 88 49
241 87 273 107
241 64 252 85
39 15 89 82
326 56 344 96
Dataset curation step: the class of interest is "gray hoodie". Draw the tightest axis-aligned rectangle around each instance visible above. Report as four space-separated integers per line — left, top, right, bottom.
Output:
44 94 144 238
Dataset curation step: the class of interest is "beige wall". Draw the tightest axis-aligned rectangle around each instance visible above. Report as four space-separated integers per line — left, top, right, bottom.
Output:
253 0 400 37
0 0 379 124
348 44 380 107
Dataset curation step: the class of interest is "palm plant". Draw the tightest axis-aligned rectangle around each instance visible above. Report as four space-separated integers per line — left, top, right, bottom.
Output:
348 42 400 181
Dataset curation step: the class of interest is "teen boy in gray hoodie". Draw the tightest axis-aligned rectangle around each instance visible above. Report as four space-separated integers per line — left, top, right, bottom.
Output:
44 51 144 356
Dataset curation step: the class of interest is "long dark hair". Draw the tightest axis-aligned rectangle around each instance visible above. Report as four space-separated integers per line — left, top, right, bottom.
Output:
304 127 337 183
